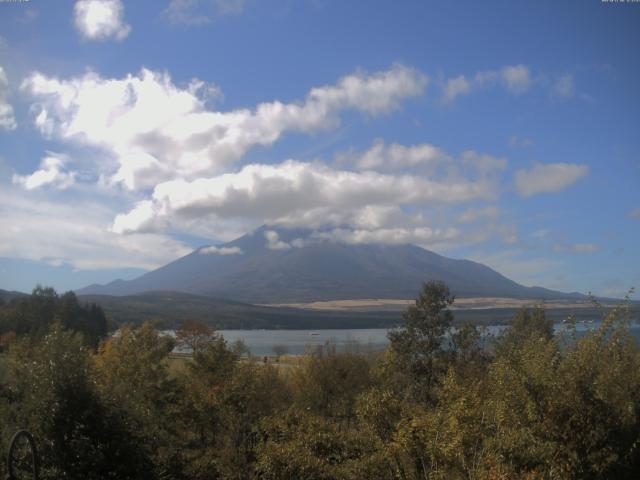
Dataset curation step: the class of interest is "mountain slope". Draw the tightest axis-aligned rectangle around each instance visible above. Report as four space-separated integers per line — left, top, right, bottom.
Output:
78 226 584 303
77 291 402 329
0 288 28 303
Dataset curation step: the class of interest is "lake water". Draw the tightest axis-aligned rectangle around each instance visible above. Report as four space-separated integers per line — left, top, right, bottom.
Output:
212 322 640 356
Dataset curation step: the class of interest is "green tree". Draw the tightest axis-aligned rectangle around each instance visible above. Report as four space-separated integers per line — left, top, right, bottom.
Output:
175 319 217 354
494 306 553 358
291 343 372 420
257 411 390 480
387 280 455 404
180 336 290 479
3 322 149 479
0 286 107 347
94 322 182 478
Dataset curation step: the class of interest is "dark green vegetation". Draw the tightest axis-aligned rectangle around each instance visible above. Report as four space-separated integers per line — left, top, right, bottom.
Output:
78 225 586 303
0 286 107 348
1 282 639 479
77 290 635 330
78 291 401 329
0 288 27 303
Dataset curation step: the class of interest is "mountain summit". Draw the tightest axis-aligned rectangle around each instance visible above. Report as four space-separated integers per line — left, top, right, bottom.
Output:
77 226 583 303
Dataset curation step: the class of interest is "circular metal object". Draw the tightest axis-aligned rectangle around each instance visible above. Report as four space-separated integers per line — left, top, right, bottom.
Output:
5 430 39 480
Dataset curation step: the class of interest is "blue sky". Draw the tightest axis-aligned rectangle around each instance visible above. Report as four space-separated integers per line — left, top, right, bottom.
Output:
0 0 638 297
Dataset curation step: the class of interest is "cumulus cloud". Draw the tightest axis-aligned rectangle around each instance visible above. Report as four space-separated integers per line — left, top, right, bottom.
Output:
0 66 17 130
441 64 532 103
0 189 190 271
109 200 166 234
457 206 500 224
265 230 292 250
188 77 224 105
312 226 460 247
552 74 575 98
500 65 532 94
514 162 589 197
199 245 243 255
259 225 466 251
12 153 76 190
74 0 131 41
442 75 472 103
110 160 498 235
552 243 599 254
338 142 505 179
23 64 427 190
343 138 450 171
460 150 507 175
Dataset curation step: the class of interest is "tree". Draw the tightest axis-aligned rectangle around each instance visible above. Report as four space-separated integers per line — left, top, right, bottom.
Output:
257 411 389 480
494 306 553 358
272 344 289 361
291 344 372 419
175 319 217 354
231 338 251 357
94 322 181 478
0 287 108 347
387 281 455 403
4 322 149 479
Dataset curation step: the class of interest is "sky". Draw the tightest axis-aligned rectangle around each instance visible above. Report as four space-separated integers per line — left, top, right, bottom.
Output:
0 0 638 297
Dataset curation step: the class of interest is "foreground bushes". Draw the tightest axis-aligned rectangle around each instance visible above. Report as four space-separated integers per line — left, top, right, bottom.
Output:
0 283 639 479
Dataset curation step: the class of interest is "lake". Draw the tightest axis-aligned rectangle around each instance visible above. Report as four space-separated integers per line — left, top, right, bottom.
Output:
210 321 640 356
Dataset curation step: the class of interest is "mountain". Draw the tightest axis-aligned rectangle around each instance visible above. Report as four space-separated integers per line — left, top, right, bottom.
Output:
0 288 28 303
77 226 585 303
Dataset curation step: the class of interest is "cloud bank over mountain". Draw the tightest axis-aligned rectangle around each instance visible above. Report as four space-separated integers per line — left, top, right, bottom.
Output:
4 0 632 296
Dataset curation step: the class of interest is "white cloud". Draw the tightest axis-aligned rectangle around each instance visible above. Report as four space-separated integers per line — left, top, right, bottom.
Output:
552 74 575 98
74 0 131 41
500 65 532 94
553 243 599 254
265 230 291 250
457 206 500 224
0 66 17 131
514 162 589 197
0 188 190 271
312 226 460 247
441 64 532 103
461 150 507 174
109 200 166 234
199 245 243 255
110 160 498 235
23 64 427 190
442 75 472 103
188 77 224 105
338 142 505 179
163 0 212 26
12 153 76 190
344 138 450 171
260 225 464 251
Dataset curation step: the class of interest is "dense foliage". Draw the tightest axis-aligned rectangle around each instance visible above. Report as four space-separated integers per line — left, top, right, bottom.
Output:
0 282 639 479
0 286 108 348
